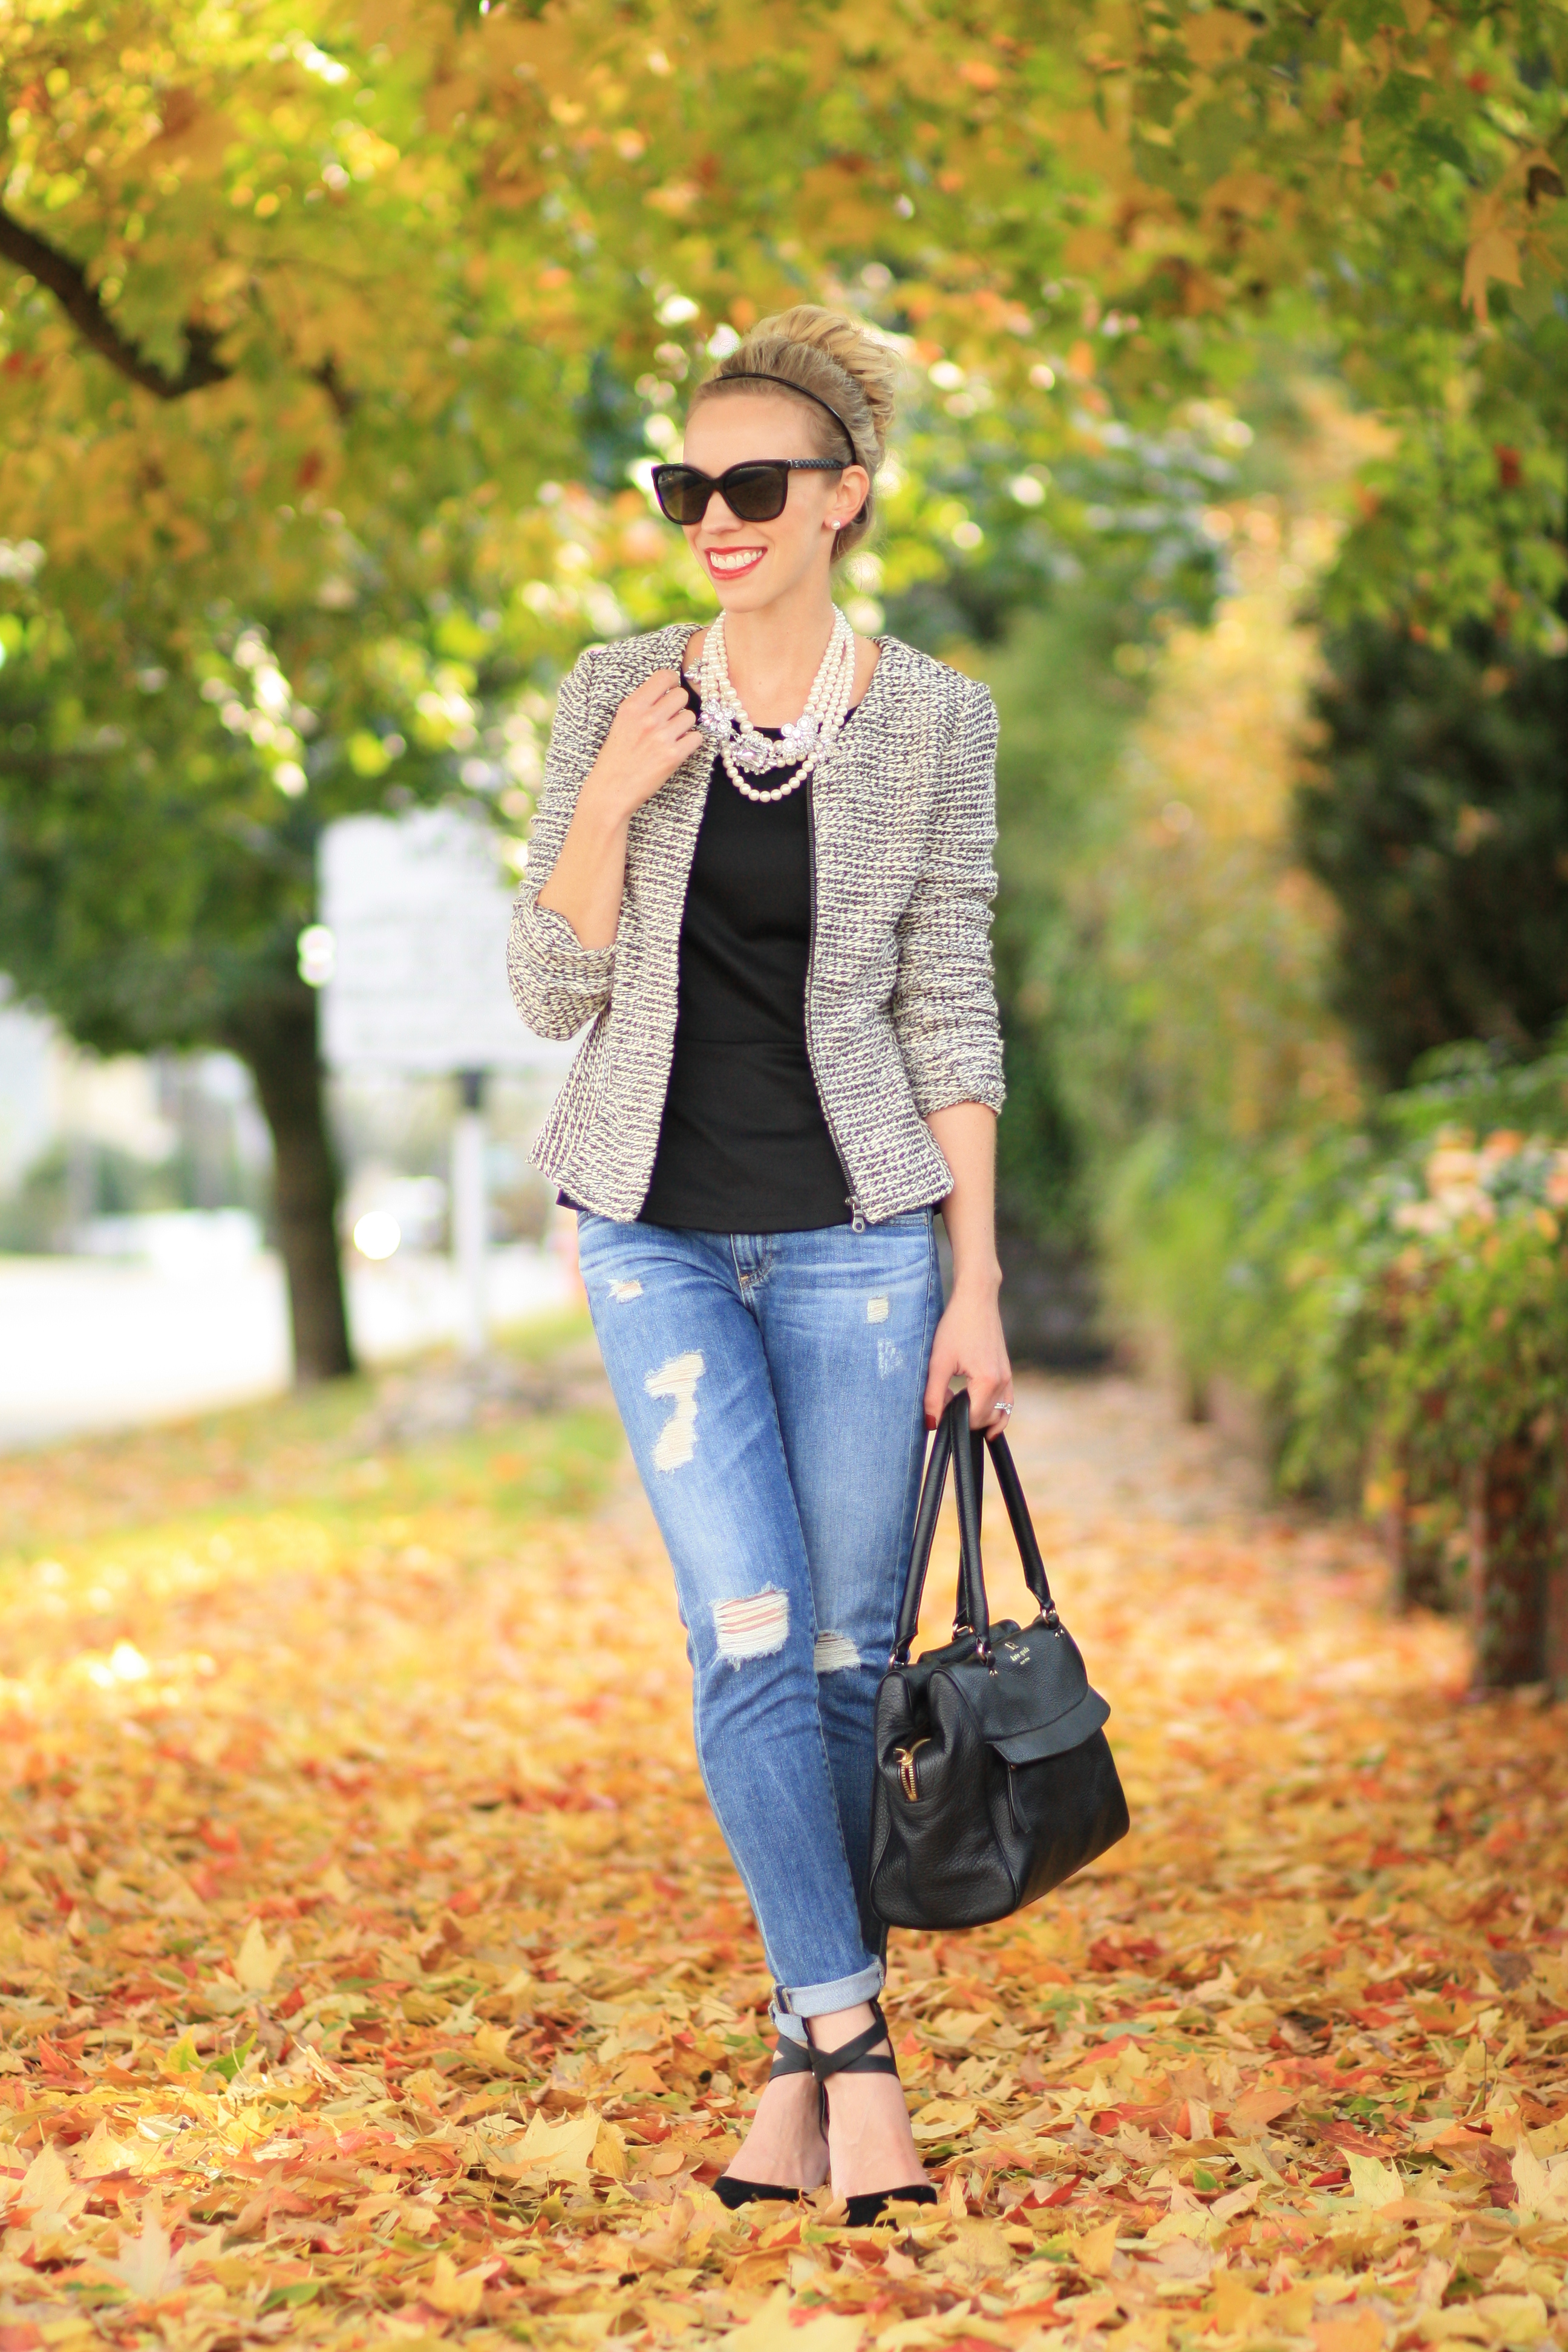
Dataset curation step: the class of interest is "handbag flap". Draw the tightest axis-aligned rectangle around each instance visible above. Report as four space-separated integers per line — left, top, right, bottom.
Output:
990 1685 1110 1764
921 1615 1109 1754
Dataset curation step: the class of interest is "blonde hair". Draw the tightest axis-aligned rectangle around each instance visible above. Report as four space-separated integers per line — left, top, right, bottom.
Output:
687 305 900 563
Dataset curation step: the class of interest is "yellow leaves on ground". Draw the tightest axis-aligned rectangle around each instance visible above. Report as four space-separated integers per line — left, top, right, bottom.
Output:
97 2207 195 2299
234 1916 290 1993
1344 2149 1403 2209
426 2248 498 2316
0 1361 1567 2350
728 2286 866 2352
911 2097 979 2142
1070 2216 1122 2277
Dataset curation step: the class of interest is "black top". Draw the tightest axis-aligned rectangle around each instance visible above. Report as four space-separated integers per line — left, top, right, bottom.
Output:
638 685 852 1233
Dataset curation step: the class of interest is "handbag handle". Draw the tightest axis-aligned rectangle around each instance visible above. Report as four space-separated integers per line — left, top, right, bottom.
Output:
892 1403 953 1664
950 1392 991 1656
955 1426 986 1636
889 1393 1058 1665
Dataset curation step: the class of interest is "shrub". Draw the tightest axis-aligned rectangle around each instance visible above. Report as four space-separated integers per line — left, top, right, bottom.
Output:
1297 621 1568 1086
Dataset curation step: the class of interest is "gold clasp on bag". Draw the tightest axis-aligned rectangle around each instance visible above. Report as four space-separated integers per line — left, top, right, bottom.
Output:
896 1740 930 1802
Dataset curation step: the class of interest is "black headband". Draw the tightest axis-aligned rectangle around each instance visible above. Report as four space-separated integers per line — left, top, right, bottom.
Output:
709 371 860 467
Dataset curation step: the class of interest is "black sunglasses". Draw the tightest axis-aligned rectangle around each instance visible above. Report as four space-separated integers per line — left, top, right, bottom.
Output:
651 457 846 526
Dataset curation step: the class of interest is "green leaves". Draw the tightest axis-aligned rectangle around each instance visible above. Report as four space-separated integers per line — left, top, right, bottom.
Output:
208 2031 256 2083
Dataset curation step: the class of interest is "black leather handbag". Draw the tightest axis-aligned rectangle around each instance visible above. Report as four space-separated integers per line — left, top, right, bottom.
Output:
869 1391 1129 1930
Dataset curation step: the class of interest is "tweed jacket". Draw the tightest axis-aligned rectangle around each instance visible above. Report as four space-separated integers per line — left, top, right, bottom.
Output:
506 623 1004 1226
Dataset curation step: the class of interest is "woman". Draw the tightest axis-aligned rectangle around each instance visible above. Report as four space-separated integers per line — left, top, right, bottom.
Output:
508 306 1012 2222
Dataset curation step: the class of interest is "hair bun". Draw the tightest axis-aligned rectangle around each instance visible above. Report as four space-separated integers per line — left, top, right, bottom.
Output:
691 304 901 562
742 305 900 472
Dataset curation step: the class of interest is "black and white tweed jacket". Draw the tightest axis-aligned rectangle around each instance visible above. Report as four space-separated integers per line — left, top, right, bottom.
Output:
507 623 1004 1226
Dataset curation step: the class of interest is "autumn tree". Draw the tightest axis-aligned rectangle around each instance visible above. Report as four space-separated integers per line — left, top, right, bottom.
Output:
5 0 1566 1391
1048 4 1568 646
0 0 1093 1373
0 552 494 1379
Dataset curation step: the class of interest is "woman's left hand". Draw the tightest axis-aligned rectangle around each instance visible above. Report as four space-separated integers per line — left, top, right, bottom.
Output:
924 1282 1013 1433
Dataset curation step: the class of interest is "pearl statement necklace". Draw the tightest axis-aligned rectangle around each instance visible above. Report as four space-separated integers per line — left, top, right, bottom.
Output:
696 607 856 803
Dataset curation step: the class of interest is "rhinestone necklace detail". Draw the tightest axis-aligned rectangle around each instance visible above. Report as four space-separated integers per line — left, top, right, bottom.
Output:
696 606 856 803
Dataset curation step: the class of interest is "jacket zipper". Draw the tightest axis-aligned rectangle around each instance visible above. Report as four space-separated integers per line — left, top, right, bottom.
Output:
804 770 865 1232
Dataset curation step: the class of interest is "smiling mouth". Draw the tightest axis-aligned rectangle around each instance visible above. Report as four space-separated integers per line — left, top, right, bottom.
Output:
705 546 766 578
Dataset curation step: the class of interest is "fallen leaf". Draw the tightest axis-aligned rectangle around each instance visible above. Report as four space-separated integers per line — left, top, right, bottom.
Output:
234 1918 288 1994
514 2106 603 2175
12 2142 77 2224
1073 2217 1122 2277
1314 2311 1384 2352
1346 2149 1404 2209
911 2097 979 2142
102 2213 195 2301
77 2121 139 2177
426 2251 491 2317
725 2287 864 2352
1230 2084 1298 2131
1472 2292 1549 2342
470 2019 518 2068
1511 2141 1567 2220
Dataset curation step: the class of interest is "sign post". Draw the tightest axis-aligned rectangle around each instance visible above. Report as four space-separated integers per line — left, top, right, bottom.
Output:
452 1069 488 1359
318 809 574 1356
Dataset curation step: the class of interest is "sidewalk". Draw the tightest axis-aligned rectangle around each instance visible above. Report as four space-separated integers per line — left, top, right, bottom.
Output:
0 1243 569 1446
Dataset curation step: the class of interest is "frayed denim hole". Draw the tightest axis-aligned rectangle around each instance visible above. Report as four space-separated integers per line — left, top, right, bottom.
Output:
713 1589 789 1662
644 1350 704 1471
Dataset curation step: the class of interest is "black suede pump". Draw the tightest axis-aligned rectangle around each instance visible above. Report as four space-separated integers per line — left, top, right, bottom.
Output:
807 1999 938 2228
712 2036 826 2209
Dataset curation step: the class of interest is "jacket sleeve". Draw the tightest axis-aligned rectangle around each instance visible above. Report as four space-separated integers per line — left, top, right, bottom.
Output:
506 647 618 1042
889 676 1006 1116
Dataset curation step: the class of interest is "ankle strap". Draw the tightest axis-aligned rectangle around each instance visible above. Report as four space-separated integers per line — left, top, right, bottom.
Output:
805 1999 900 2084
769 2035 814 2080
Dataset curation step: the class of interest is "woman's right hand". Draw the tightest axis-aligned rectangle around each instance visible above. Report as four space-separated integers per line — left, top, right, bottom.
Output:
582 670 702 822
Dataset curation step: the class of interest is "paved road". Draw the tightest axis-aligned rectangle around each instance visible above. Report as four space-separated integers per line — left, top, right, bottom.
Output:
0 1245 569 1448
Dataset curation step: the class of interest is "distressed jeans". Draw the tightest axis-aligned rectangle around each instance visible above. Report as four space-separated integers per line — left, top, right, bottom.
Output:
577 1209 941 2033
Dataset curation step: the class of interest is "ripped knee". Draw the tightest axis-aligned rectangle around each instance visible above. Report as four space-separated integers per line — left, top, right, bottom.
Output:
812 1630 861 1674
713 1589 789 1661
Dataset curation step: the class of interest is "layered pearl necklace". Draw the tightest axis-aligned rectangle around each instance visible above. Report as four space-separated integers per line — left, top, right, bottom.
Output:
696 607 856 803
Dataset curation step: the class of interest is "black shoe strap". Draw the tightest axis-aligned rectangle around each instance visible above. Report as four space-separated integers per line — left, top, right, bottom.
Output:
805 1999 900 2084
769 2036 814 2080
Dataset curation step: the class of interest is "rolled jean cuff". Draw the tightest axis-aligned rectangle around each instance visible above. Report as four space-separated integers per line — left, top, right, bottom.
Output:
773 1959 885 2026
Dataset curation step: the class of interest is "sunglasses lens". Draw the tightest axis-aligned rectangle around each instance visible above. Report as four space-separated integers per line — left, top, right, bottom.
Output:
653 468 709 524
724 464 791 521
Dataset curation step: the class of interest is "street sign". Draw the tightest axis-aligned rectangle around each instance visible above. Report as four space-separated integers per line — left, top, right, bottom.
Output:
319 808 575 1076
317 807 581 1359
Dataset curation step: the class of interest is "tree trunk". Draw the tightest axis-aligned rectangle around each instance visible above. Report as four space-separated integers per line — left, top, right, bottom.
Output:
1382 1432 1455 1615
1465 1428 1562 1688
1548 1530 1568 1696
230 981 354 1385
1385 1494 1450 1614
